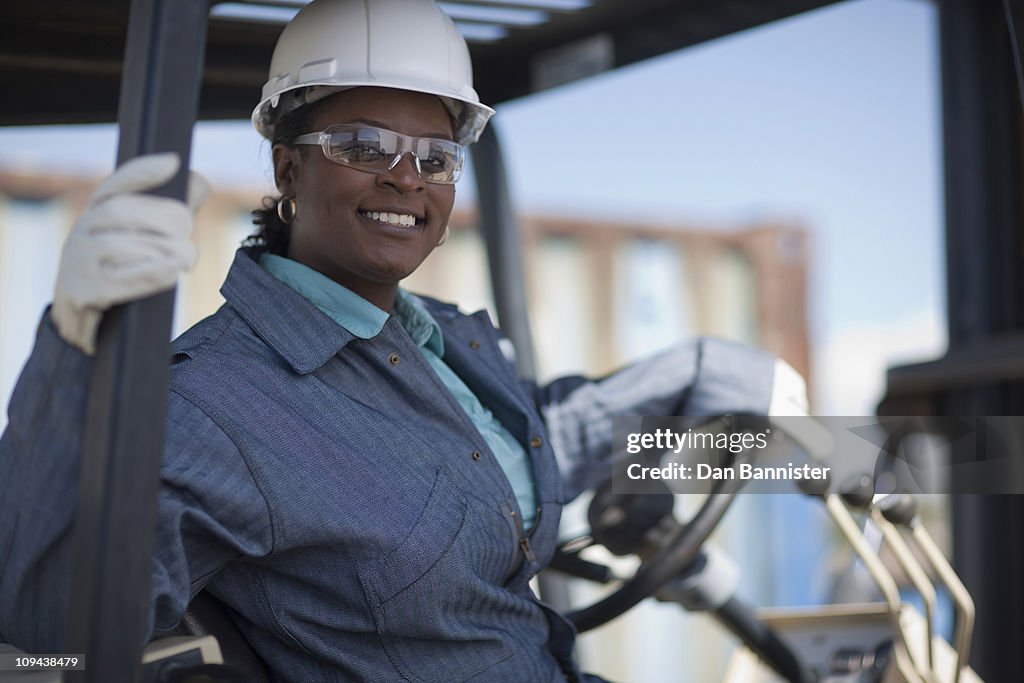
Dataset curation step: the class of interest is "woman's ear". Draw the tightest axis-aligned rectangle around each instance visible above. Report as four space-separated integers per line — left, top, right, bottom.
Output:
272 144 300 197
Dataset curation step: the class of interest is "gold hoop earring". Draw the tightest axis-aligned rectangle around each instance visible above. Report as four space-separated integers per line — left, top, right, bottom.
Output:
437 225 450 246
277 196 296 224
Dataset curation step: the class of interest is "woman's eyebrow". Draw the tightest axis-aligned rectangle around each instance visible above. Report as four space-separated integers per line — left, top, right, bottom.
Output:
349 117 454 141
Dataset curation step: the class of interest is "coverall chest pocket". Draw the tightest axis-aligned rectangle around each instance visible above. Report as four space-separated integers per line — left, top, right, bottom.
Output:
357 468 515 682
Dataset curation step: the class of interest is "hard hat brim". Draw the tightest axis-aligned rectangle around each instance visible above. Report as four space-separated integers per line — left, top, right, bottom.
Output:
252 81 495 146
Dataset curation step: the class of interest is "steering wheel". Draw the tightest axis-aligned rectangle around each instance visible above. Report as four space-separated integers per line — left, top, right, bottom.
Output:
565 477 741 632
559 413 829 633
558 417 755 633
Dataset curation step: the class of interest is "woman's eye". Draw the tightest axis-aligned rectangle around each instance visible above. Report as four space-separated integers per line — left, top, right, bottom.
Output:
336 143 385 162
422 155 447 171
352 144 385 160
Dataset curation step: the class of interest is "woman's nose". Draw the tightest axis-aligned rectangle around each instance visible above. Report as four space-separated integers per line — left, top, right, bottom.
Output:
378 152 425 192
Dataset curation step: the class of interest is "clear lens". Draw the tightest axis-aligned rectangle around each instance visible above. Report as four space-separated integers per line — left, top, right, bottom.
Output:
318 124 464 184
414 138 464 183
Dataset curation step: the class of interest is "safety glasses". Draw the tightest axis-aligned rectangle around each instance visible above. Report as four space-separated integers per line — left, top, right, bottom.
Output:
293 123 466 184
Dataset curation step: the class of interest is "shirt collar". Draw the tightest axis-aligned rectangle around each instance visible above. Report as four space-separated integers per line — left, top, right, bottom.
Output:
394 289 445 356
260 253 389 339
224 249 446 373
259 252 444 356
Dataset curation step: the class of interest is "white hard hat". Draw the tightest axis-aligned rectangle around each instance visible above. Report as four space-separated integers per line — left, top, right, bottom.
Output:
252 0 495 145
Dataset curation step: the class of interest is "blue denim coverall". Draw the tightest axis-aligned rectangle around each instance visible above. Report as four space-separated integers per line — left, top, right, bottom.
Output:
0 248 775 681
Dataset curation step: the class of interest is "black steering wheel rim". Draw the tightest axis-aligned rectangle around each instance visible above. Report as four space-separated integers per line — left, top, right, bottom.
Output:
566 474 742 632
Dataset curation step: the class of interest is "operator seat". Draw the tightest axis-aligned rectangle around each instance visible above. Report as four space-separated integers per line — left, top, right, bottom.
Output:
170 592 272 682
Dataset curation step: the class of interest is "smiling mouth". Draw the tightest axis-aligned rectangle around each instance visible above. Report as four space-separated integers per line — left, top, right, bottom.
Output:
358 209 423 228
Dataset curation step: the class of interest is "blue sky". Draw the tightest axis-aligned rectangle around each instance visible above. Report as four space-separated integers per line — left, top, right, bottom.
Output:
0 0 945 413
490 0 944 328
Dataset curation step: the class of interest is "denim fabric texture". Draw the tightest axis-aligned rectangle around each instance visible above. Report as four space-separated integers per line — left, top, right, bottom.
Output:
0 247 776 681
261 252 538 531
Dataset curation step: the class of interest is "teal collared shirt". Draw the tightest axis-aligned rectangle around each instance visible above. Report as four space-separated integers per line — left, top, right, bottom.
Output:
260 253 537 531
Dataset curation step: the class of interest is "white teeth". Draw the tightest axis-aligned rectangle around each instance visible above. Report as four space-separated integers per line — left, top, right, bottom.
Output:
362 210 418 227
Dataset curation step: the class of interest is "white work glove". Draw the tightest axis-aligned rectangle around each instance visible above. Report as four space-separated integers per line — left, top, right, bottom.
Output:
52 153 208 355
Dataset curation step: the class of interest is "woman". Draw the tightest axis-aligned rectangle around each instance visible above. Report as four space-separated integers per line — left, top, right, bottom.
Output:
0 0 802 680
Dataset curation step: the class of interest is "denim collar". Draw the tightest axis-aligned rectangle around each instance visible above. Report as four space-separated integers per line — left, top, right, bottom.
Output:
260 253 389 339
222 248 446 374
259 252 444 358
221 248 357 375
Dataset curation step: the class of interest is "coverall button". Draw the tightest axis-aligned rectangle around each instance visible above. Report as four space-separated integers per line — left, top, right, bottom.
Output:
388 352 400 365
471 450 481 461
530 436 543 448
469 340 481 350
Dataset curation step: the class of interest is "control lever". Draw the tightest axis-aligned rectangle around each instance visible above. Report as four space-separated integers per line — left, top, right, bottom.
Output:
841 479 938 681
878 494 975 683
798 473 926 682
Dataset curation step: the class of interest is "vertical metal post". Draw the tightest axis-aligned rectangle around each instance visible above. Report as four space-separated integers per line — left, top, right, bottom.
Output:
471 122 538 380
941 0 1024 345
65 1 209 681
938 0 1024 680
471 123 574 610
